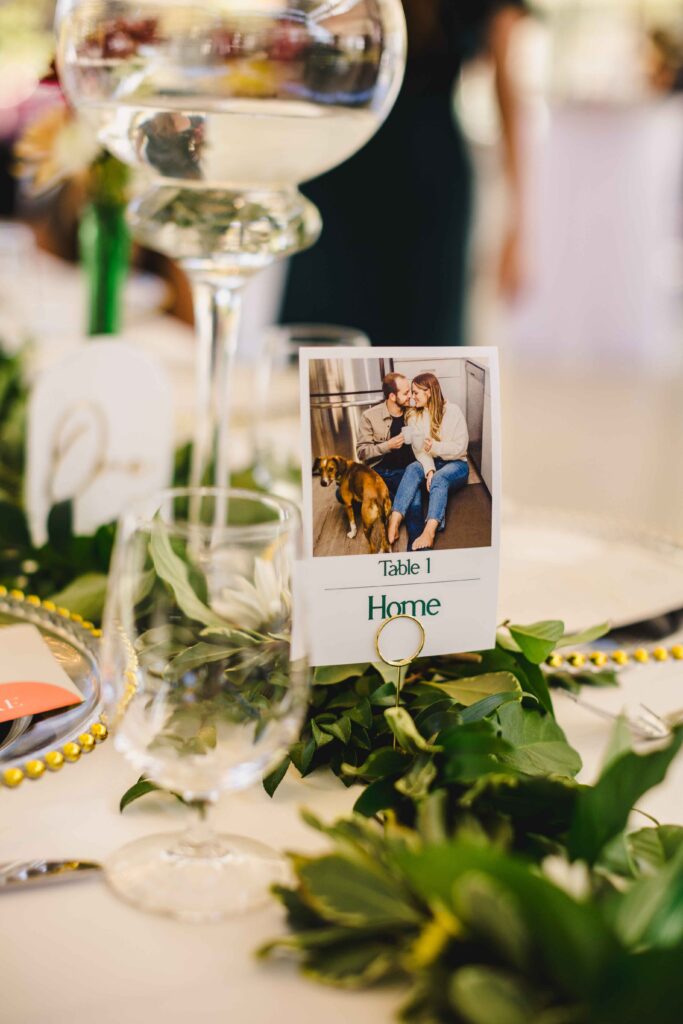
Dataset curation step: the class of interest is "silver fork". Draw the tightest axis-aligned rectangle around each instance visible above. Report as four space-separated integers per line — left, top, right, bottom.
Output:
560 691 671 742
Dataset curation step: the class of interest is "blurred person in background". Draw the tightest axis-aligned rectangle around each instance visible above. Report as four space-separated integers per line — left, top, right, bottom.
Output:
280 0 529 346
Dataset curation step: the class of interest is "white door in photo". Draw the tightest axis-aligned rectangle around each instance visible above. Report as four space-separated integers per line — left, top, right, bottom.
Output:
26 341 173 546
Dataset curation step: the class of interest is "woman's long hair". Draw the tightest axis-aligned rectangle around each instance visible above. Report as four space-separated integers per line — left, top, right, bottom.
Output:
410 372 446 440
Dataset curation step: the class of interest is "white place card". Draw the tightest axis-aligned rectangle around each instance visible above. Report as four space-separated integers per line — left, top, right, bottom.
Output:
0 624 84 723
299 347 501 666
26 340 173 546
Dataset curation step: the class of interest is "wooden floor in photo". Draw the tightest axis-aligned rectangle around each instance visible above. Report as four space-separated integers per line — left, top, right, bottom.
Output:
312 475 492 557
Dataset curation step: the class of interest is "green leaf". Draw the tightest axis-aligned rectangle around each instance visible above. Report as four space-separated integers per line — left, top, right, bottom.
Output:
164 641 234 679
450 966 539 1024
556 621 611 649
496 703 582 777
627 826 683 876
567 727 683 864
424 672 522 707
297 854 422 928
0 500 30 547
384 707 441 754
353 778 401 817
47 500 73 551
613 844 683 949
320 716 352 745
395 754 437 800
341 747 409 780
313 664 369 685
118 777 187 811
508 620 565 664
459 690 522 723
301 941 398 988
149 519 225 627
50 573 108 621
263 756 290 797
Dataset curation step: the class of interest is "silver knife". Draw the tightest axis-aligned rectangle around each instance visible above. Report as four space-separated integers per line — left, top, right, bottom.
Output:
0 860 102 890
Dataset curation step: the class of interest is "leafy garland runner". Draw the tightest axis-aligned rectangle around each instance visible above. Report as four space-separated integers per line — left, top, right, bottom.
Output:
5 343 683 1020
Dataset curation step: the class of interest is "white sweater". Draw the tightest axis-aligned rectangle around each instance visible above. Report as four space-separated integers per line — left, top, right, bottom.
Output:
409 403 468 475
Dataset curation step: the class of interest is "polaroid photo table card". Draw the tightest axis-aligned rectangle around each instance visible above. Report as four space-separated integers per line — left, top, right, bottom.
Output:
299 347 501 667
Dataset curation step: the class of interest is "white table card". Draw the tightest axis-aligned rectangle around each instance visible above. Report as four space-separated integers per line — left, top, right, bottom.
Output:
26 340 173 546
299 347 501 666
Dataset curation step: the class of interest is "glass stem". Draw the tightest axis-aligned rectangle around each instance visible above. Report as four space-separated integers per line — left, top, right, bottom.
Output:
188 275 244 490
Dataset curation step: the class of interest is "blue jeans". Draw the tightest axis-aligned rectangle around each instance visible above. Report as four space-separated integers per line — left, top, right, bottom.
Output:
393 458 469 547
375 465 424 548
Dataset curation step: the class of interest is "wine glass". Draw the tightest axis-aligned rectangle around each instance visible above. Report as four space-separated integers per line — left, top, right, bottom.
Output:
101 487 308 921
55 1 407 489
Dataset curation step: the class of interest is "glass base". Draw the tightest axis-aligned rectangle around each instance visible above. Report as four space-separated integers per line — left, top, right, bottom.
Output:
127 185 321 279
104 831 289 922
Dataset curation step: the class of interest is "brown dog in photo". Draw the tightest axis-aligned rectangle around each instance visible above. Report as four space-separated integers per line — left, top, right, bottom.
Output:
315 456 392 554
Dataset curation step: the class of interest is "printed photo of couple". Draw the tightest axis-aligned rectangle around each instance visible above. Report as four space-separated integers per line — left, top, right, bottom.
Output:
309 354 493 557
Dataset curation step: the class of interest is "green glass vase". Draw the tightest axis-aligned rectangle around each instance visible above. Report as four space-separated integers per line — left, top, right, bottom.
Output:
79 201 131 336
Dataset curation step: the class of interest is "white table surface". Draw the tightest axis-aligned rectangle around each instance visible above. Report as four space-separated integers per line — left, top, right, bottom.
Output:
3 653 683 1024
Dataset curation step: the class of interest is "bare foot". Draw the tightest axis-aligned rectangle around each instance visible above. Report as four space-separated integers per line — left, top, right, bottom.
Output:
387 511 403 545
412 521 438 551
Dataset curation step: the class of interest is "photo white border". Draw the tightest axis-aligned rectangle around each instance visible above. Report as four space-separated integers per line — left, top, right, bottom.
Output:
299 347 501 666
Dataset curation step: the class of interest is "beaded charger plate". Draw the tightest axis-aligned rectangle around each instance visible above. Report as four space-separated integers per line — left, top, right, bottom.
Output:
0 589 107 789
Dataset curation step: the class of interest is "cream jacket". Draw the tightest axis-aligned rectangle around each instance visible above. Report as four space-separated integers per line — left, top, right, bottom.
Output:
409 403 468 475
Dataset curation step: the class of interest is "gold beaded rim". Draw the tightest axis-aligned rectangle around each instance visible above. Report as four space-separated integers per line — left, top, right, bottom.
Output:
545 643 683 671
0 587 108 790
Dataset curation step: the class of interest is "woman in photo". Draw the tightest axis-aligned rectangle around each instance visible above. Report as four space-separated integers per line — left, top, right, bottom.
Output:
387 372 469 550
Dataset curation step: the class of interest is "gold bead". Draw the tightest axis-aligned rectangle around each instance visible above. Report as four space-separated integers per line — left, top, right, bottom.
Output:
546 654 564 669
10 589 25 601
26 595 41 606
25 760 46 780
633 648 650 663
0 584 7 596
90 723 108 742
57 607 71 618
70 613 83 624
42 600 56 612
77 733 95 752
671 645 683 660
3 767 24 788
45 751 64 771
612 650 629 665
590 651 608 668
568 653 586 668
63 742 81 762
90 628 102 638
653 647 669 662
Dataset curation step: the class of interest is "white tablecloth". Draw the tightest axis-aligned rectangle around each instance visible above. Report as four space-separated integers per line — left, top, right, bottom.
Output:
3 656 683 1024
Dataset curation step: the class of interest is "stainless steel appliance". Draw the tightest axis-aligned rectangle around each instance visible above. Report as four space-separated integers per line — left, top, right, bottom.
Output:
309 357 390 460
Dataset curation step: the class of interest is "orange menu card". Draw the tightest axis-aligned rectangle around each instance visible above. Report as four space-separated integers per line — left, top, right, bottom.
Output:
0 624 84 723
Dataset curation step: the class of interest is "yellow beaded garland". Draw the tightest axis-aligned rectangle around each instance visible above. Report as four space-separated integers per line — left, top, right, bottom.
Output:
3 767 24 788
45 751 65 771
63 742 81 762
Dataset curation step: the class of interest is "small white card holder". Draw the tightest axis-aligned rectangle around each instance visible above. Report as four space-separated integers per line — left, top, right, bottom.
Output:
26 340 174 546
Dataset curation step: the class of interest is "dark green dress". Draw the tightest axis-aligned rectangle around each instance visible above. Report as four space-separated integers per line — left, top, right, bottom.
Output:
281 1 519 347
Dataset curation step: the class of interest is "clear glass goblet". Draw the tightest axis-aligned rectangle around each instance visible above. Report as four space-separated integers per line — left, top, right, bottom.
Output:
101 487 307 921
55 1 407 488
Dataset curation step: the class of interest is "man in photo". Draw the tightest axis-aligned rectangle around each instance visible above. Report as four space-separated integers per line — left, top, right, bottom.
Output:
356 372 424 546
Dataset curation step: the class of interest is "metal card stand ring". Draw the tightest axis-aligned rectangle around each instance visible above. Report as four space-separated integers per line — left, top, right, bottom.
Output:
375 614 426 746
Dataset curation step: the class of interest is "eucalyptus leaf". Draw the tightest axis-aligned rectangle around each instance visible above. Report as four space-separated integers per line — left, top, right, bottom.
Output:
149 519 225 627
313 664 369 685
